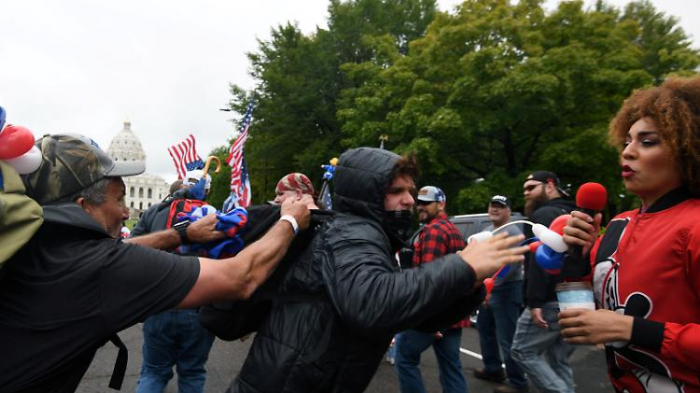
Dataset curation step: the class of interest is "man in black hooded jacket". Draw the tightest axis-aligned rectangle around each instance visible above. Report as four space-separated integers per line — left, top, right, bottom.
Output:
228 147 527 393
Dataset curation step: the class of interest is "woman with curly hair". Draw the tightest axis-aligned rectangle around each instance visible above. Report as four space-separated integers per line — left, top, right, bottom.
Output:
560 76 700 393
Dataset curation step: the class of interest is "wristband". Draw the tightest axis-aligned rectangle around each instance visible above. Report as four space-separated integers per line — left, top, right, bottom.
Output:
279 215 299 235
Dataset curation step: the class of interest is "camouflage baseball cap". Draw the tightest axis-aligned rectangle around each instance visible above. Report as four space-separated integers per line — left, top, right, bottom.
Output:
23 134 145 205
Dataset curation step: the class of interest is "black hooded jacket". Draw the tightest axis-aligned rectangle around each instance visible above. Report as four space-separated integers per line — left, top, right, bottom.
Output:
230 148 483 393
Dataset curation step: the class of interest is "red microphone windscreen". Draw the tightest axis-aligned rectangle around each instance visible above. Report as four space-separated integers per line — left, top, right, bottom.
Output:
576 182 607 210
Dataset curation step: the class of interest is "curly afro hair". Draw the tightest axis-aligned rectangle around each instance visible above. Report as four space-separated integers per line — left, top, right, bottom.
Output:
609 76 700 196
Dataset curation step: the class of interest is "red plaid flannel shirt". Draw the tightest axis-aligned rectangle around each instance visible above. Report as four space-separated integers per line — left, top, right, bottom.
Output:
412 211 469 328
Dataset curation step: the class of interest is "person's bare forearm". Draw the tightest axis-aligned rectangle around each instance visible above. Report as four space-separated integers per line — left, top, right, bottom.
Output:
178 198 309 308
224 219 297 299
126 214 224 251
177 219 297 308
125 229 180 250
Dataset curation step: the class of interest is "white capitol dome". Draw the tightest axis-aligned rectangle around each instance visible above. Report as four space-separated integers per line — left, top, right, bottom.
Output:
107 120 146 162
107 121 169 219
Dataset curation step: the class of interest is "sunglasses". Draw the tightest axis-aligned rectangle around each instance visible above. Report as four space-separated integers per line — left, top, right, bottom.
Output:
523 182 545 192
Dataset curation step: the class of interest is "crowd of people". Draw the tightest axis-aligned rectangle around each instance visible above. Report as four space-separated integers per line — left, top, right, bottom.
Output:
1 76 699 393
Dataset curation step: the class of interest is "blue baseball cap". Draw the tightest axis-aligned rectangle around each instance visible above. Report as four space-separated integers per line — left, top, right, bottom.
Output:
417 186 446 203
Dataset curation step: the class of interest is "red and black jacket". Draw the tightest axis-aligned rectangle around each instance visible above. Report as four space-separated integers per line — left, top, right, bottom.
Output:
589 188 700 393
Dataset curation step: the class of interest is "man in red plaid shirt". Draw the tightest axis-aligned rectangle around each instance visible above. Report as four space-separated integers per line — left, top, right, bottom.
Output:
395 186 470 393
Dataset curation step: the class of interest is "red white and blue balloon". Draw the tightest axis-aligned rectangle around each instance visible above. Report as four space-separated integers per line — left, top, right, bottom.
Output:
0 107 42 174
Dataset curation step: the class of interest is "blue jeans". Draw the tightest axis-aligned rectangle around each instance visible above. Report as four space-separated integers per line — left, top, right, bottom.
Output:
387 333 401 363
510 304 575 393
395 328 468 393
477 280 527 388
136 309 215 393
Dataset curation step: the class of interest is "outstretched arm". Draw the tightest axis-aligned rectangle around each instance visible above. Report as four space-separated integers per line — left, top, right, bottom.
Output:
177 198 310 308
458 232 528 281
327 232 527 333
126 213 225 250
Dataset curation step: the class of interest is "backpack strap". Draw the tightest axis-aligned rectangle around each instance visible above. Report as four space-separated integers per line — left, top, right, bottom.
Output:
166 199 187 228
107 334 128 390
166 198 210 228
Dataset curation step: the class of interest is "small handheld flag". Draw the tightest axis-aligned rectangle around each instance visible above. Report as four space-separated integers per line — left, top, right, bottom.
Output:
168 134 204 179
224 100 255 211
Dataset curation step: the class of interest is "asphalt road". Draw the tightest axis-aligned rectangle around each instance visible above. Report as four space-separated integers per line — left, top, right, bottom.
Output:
78 324 612 392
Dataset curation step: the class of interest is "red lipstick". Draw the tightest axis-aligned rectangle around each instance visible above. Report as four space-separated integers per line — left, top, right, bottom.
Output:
621 165 635 179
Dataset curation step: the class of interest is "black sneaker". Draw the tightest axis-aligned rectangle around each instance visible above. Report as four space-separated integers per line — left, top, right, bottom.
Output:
473 368 506 383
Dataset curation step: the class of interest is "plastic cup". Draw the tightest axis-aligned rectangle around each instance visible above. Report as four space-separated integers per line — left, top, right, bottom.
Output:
555 282 595 310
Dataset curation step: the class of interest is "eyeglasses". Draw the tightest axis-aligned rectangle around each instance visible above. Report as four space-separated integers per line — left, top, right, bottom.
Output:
523 182 545 193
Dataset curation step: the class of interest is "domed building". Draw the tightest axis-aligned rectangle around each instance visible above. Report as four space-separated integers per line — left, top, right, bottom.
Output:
107 121 169 219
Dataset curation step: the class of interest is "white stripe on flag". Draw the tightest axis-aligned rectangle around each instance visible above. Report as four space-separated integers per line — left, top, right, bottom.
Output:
168 134 201 179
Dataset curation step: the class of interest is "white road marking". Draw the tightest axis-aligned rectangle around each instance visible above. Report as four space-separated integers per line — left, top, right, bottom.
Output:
459 347 483 360
459 347 505 368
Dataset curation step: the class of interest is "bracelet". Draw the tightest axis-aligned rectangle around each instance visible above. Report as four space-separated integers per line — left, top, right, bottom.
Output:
279 215 299 235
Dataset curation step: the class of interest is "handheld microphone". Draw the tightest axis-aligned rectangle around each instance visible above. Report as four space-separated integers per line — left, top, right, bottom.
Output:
569 182 607 272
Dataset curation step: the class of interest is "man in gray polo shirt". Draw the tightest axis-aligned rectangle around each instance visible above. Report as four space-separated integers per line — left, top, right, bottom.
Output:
475 195 528 393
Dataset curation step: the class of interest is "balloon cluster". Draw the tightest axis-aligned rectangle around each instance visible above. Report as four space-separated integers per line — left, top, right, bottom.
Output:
529 214 570 275
473 183 608 295
468 214 571 296
483 266 509 296
0 107 42 175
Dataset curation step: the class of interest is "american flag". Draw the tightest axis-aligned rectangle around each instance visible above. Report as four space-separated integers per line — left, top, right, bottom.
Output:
167 134 204 179
317 181 333 210
226 100 255 208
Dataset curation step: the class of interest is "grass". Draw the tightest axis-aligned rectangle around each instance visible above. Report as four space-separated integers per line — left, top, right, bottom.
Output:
124 219 138 230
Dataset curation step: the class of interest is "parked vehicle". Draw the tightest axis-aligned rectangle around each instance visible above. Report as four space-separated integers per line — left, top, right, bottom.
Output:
450 212 526 241
398 212 526 269
397 212 527 326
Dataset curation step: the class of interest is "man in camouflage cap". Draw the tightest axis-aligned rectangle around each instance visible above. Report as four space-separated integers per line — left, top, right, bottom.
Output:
0 134 311 392
24 134 146 206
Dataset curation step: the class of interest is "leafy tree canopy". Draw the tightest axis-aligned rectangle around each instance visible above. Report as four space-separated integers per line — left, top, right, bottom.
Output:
219 0 698 216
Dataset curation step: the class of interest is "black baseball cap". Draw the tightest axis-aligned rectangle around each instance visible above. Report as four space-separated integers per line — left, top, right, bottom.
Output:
490 195 511 208
526 170 569 197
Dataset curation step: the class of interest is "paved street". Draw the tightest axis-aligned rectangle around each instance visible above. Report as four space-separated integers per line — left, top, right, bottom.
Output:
79 323 612 392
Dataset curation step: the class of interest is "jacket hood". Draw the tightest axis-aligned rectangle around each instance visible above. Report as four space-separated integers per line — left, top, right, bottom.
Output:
42 203 111 238
333 147 401 224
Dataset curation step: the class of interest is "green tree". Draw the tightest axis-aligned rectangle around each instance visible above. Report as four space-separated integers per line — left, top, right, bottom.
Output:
621 0 700 83
229 0 698 214
226 0 439 204
337 0 698 213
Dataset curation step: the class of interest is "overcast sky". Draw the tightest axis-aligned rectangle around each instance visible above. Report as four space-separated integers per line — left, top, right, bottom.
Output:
1 0 697 183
